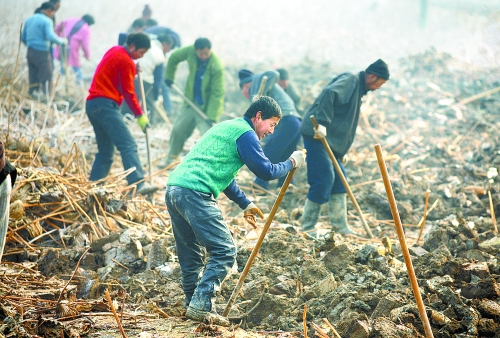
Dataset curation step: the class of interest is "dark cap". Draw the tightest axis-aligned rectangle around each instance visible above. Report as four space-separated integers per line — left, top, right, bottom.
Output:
276 68 289 80
238 69 254 87
366 59 390 80
143 4 152 16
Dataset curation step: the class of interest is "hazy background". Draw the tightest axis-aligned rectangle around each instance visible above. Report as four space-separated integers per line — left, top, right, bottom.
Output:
2 0 500 73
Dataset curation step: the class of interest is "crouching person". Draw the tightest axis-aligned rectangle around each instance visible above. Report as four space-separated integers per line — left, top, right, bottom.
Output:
165 96 306 326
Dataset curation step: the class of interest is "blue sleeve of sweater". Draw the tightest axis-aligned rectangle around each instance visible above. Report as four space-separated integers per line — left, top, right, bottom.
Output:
236 129 293 181
223 179 251 209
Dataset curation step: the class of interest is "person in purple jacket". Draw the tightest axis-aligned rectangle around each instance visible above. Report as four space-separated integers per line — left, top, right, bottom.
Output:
55 14 95 83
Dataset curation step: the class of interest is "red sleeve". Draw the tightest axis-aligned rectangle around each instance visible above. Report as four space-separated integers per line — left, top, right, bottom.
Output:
121 58 143 117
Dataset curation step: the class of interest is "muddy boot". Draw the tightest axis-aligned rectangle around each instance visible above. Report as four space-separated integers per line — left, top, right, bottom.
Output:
301 198 321 235
328 193 354 235
158 154 179 170
185 307 230 327
137 183 159 195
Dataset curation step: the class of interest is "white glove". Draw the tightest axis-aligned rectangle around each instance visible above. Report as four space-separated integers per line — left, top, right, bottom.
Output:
290 150 306 168
314 124 327 139
60 37 68 45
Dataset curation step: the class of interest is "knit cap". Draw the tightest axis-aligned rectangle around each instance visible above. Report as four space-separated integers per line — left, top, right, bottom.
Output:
238 69 254 87
366 59 390 79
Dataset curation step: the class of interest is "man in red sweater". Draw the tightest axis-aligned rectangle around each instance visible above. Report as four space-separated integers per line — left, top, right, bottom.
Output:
86 32 155 195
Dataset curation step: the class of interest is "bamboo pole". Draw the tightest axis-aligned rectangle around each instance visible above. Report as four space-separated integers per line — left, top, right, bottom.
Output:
310 116 374 238
222 168 297 317
374 143 434 338
104 289 128 338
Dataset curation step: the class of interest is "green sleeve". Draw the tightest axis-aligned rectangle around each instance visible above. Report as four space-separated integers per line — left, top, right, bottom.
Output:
205 57 225 121
164 46 190 81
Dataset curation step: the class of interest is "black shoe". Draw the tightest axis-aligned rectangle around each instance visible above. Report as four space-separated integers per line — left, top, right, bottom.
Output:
137 183 159 195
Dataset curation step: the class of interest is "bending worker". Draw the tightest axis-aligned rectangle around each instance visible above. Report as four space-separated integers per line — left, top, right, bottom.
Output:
162 37 224 166
86 32 156 195
238 68 302 190
300 59 390 235
165 96 306 326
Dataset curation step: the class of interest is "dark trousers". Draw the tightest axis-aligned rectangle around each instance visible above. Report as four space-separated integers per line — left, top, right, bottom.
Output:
303 136 347 204
254 115 302 189
27 48 53 95
86 98 144 185
165 186 236 311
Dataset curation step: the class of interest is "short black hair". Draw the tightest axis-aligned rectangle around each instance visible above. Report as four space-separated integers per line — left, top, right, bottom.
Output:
126 32 151 50
132 19 146 29
157 34 173 46
194 38 211 50
40 2 55 10
82 14 95 26
244 96 282 120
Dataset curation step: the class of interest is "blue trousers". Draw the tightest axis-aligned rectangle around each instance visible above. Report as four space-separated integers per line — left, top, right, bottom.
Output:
303 136 347 204
161 82 173 114
254 115 302 189
165 186 236 311
86 98 144 185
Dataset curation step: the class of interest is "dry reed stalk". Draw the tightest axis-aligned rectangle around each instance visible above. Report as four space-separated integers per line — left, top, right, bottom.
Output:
145 201 169 230
303 304 308 338
105 289 128 338
417 189 431 243
488 190 498 233
311 322 329 338
57 247 91 303
322 318 342 338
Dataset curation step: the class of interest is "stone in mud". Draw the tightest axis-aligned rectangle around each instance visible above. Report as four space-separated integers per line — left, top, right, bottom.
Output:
460 276 500 299
370 293 406 319
146 238 169 270
90 232 120 252
371 317 425 337
322 242 355 275
454 262 490 282
343 319 370 338
301 273 337 300
247 293 293 324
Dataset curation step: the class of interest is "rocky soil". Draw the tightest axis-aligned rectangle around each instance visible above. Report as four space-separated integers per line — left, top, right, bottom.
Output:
0 47 499 338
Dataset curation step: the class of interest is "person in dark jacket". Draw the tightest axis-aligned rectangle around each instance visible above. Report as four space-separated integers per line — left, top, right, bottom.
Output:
300 59 389 235
0 140 17 262
276 68 302 114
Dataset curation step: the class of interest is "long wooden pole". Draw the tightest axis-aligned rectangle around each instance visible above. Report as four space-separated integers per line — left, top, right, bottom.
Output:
137 65 153 185
310 116 373 238
223 168 297 316
374 143 434 338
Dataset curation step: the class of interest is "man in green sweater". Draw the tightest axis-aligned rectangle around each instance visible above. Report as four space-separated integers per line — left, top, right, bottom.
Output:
163 37 224 166
165 96 306 326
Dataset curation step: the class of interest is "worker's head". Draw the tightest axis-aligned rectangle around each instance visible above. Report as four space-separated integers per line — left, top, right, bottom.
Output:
365 59 389 91
49 0 61 11
126 32 151 59
82 14 95 26
157 34 174 54
244 96 282 140
142 4 152 20
39 2 56 17
276 68 289 89
238 69 254 99
194 38 212 62
131 19 146 32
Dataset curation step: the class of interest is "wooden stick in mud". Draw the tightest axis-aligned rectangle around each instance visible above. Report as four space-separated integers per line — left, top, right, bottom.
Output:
310 116 374 238
417 189 431 243
223 167 298 317
105 289 128 338
374 143 434 338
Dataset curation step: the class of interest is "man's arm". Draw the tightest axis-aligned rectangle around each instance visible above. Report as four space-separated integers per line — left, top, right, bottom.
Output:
81 27 91 60
164 45 189 82
285 82 301 107
237 130 293 181
45 19 66 45
249 70 279 98
153 64 165 99
204 61 225 121
121 59 143 117
223 179 251 209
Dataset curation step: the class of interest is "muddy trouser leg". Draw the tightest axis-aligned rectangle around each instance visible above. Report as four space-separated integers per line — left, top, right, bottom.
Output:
165 186 236 311
87 98 145 185
27 49 50 95
161 82 173 115
143 82 160 125
0 176 12 263
166 105 197 163
328 161 352 233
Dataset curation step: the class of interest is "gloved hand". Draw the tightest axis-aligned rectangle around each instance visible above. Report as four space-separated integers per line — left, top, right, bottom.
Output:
289 150 306 168
164 79 173 87
243 202 264 229
60 37 68 45
342 154 348 164
314 124 327 139
137 115 151 132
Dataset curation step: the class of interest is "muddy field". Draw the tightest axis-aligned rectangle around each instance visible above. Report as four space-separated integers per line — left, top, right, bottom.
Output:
1 1 500 338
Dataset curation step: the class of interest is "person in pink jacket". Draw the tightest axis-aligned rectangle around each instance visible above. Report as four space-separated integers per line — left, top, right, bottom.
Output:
55 14 94 83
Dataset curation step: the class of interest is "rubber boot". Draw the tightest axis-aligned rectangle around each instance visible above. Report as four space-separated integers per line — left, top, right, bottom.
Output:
301 198 321 234
328 193 354 235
